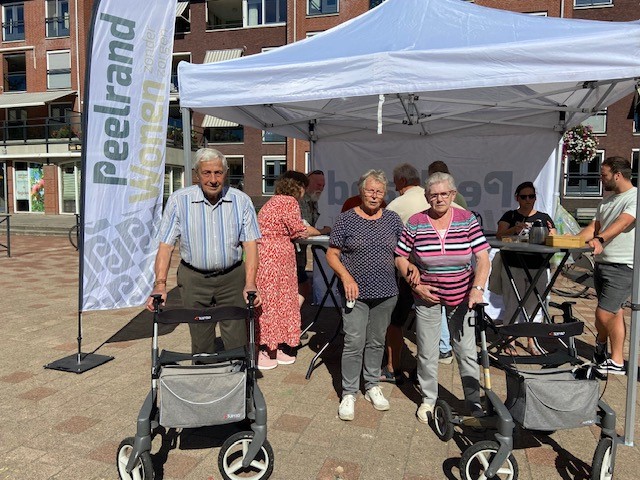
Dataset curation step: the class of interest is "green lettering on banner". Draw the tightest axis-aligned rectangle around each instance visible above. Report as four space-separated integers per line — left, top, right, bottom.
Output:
104 139 128 160
107 64 132 86
99 13 136 40
104 117 129 138
94 161 126 185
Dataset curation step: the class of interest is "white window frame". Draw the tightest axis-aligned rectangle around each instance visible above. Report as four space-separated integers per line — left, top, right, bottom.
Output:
573 0 613 8
563 149 605 198
46 50 71 90
245 0 286 27
57 160 80 214
2 2 24 42
262 155 286 194
582 109 607 134
262 130 286 143
307 0 339 16
45 0 70 38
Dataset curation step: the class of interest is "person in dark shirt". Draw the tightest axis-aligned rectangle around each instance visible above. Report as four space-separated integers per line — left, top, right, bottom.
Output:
496 181 556 355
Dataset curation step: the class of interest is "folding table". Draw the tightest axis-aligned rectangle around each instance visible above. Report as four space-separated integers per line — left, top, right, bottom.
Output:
296 236 343 379
487 238 590 325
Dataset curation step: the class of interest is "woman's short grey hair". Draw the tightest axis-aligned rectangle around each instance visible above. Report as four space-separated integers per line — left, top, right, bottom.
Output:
425 172 456 193
194 148 228 172
358 169 388 192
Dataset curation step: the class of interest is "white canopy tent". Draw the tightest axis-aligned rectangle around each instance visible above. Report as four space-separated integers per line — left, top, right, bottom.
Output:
178 0 640 444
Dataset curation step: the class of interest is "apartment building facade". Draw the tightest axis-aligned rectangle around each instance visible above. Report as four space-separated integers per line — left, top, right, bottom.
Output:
0 0 636 216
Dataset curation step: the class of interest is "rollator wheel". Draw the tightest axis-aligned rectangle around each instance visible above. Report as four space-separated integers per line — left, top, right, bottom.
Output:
591 437 614 480
460 440 518 480
218 431 274 480
433 399 455 442
116 437 154 480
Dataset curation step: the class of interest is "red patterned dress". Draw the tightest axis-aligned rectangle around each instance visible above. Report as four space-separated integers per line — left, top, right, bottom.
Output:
256 195 307 350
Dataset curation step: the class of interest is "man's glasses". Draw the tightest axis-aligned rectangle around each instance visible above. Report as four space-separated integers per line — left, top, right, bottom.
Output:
427 191 454 201
518 194 536 200
364 189 385 198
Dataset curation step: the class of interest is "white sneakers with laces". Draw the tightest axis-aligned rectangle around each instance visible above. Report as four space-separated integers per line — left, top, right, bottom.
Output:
364 386 390 411
338 394 356 421
416 402 434 424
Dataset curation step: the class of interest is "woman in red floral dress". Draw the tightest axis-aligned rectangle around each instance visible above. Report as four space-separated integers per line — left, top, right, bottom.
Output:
256 175 320 370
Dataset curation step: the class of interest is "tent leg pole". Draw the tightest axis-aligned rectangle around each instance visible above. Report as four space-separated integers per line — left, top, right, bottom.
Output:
181 107 192 181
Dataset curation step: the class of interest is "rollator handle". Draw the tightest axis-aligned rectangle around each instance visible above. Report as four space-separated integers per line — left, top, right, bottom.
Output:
151 294 163 311
246 291 257 308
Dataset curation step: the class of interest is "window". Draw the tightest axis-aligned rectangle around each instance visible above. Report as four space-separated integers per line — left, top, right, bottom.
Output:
262 130 286 143
564 151 604 197
14 162 44 212
59 161 80 213
3 52 26 91
632 99 640 134
370 0 385 8
207 0 285 30
574 0 612 7
205 126 244 143
227 156 244 190
171 53 191 93
46 0 69 38
632 150 640 187
263 156 286 194
175 1 190 34
7 107 26 141
308 0 338 16
247 0 286 26
47 50 71 89
0 162 6 213
582 109 607 134
3 3 24 41
50 102 73 137
163 165 183 206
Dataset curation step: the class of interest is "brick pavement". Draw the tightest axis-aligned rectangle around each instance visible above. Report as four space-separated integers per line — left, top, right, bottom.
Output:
0 235 638 479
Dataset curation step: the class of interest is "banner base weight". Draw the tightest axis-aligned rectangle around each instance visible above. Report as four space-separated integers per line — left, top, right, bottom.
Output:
45 353 114 374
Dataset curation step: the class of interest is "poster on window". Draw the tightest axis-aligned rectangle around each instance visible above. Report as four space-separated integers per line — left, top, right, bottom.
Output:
14 170 29 200
30 167 44 212
81 0 177 311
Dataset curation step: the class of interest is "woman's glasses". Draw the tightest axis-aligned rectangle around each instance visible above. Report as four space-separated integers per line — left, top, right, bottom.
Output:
428 190 454 201
518 194 536 200
364 189 385 198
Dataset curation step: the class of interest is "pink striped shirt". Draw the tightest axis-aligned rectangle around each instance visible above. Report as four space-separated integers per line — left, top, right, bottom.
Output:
395 208 489 306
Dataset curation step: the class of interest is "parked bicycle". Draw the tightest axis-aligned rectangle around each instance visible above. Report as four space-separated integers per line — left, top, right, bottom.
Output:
551 251 594 298
68 214 80 251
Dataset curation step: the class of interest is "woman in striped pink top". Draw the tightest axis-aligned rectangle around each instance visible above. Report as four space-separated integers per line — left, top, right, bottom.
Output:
395 172 490 424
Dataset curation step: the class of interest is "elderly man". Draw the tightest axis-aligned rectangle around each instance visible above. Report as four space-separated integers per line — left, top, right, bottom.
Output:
297 169 331 300
146 148 261 355
580 156 636 375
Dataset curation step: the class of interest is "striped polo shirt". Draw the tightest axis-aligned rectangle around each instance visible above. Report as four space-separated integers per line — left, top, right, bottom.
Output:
158 185 261 271
395 208 489 306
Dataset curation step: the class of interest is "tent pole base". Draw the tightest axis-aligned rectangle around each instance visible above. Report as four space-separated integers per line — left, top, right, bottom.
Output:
44 353 114 374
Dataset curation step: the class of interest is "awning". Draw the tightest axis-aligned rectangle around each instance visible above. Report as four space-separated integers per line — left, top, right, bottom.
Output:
176 1 189 21
0 90 76 109
203 48 244 64
202 115 238 128
201 49 244 126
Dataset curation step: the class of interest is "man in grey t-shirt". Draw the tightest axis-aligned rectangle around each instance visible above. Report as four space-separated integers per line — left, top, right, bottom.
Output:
580 156 637 375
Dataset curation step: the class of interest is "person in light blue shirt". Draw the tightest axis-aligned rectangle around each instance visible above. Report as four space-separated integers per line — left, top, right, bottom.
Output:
146 148 261 355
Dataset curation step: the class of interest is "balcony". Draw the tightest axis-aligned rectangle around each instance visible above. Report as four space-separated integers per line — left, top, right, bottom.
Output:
46 15 70 37
0 114 81 145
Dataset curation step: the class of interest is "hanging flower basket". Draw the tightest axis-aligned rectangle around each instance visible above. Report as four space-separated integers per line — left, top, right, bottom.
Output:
562 125 599 163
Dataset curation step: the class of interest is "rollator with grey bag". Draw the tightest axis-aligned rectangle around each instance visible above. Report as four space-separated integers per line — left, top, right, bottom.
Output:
116 292 273 480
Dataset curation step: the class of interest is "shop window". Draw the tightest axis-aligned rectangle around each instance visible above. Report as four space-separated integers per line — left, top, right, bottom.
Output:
0 162 6 213
163 165 184 207
263 156 286 194
59 161 80 213
47 50 71 89
46 0 69 38
308 0 338 16
4 52 26 91
3 3 24 41
564 151 604 197
14 162 44 212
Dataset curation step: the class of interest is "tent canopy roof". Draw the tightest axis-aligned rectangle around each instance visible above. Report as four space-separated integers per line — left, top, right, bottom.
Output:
178 0 640 141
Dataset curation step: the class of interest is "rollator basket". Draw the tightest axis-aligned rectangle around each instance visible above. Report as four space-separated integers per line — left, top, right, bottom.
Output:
505 370 599 431
159 361 246 428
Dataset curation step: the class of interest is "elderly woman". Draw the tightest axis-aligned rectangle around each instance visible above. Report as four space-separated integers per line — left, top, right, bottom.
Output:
255 174 321 370
496 181 556 355
327 170 404 421
395 172 490 423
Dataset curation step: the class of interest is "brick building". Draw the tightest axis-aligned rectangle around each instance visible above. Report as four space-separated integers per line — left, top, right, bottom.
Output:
0 0 637 217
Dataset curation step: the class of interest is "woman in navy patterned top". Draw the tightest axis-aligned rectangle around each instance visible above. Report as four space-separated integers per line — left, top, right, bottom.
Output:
327 170 405 421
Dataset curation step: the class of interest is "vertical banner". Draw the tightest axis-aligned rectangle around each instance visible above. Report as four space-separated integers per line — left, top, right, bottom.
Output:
81 0 177 311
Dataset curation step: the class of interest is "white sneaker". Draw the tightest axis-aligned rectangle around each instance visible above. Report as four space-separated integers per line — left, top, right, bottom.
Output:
416 402 434 424
364 386 390 411
338 394 356 421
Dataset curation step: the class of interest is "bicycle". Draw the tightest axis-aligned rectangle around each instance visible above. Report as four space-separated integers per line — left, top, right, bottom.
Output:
551 251 594 298
68 213 79 251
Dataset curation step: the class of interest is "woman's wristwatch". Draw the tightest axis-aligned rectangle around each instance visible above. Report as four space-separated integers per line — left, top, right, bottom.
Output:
471 285 485 293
